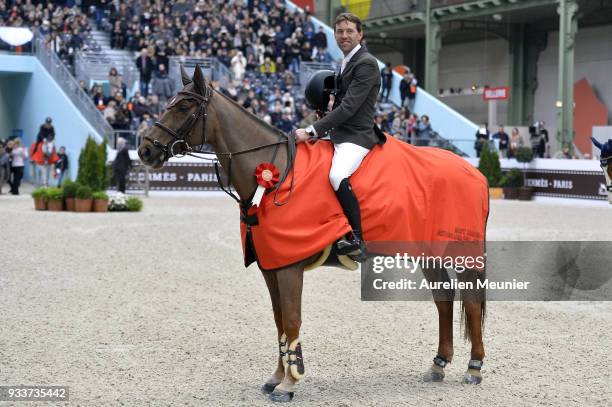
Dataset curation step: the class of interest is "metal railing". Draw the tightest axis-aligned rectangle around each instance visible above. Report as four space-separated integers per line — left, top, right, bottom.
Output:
169 57 233 89
75 52 139 89
401 132 470 156
33 31 113 139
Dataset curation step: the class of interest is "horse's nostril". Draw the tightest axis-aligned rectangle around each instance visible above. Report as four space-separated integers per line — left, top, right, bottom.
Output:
142 146 151 159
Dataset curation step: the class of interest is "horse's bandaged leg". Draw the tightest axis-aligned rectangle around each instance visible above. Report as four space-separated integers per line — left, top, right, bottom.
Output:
287 338 305 380
424 354 448 382
463 359 483 384
279 333 289 369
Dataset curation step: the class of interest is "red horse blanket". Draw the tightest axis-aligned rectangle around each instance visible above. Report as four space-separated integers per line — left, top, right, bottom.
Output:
240 136 489 270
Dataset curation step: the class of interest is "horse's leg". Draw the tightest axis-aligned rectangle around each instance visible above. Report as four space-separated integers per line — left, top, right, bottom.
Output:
458 268 486 385
268 263 305 403
422 267 454 382
260 270 287 394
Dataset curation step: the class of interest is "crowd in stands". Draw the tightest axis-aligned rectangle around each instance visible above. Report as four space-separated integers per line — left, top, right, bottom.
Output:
0 1 93 71
99 0 333 76
77 0 343 140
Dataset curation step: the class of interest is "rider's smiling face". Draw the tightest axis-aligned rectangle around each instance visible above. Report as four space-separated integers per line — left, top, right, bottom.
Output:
335 20 363 56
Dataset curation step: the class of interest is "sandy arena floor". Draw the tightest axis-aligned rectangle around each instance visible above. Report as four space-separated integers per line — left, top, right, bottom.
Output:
1 192 611 406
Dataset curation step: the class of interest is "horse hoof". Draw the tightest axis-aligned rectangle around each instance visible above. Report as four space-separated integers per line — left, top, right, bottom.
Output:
423 369 445 382
269 389 294 403
261 382 280 395
462 373 482 385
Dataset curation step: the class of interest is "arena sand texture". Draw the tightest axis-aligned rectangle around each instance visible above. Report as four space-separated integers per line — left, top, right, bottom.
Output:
1 193 611 406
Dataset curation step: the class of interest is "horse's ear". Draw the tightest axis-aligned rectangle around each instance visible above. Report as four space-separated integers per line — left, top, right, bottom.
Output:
180 64 192 86
592 137 604 151
192 64 207 95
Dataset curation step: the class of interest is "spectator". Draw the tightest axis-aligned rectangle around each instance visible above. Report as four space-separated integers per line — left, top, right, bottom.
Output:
399 73 410 109
54 146 69 186
508 127 523 159
492 125 509 158
92 86 106 110
313 47 332 63
112 137 132 193
391 112 404 136
151 64 174 103
475 125 490 157
380 62 393 103
416 115 432 146
529 125 541 158
135 48 154 97
108 67 122 97
553 144 575 159
231 50 247 81
535 121 549 158
312 27 327 50
9 139 27 195
406 113 418 144
0 140 9 194
406 73 417 112
260 57 276 76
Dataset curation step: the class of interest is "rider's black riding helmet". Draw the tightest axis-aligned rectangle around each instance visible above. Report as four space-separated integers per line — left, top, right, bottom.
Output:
304 70 337 111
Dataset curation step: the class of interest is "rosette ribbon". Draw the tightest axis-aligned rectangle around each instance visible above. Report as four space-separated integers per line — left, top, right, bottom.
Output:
252 163 280 207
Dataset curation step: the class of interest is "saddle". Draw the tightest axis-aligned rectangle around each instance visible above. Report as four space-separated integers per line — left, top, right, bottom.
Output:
240 136 489 271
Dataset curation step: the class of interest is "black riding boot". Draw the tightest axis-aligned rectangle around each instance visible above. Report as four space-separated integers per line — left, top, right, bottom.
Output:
335 178 366 259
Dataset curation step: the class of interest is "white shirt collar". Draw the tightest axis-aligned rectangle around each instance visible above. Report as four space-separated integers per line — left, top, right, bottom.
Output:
340 43 361 74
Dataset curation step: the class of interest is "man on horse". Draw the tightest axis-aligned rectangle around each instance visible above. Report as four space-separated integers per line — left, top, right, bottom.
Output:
296 12 385 259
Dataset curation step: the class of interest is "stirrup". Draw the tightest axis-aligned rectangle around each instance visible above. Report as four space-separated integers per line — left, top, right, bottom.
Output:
336 235 366 257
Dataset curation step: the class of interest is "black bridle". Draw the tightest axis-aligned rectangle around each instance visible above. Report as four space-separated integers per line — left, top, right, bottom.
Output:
144 85 297 209
145 88 213 159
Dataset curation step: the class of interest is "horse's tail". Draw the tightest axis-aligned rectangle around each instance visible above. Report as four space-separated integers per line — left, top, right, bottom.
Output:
460 191 489 340
460 269 487 340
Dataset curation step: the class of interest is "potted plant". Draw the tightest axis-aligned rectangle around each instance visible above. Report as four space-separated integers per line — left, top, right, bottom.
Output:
516 147 534 201
126 196 143 212
75 185 93 212
500 168 523 199
478 144 503 199
92 191 109 212
31 187 49 211
62 180 78 211
47 187 64 211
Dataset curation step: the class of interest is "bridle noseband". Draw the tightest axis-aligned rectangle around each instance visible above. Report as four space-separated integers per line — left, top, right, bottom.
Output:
145 88 213 160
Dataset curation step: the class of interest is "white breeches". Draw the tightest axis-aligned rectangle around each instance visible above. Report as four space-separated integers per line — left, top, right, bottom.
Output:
329 142 370 191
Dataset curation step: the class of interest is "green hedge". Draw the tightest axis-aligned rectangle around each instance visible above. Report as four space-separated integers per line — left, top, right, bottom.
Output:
77 136 109 192
478 144 503 188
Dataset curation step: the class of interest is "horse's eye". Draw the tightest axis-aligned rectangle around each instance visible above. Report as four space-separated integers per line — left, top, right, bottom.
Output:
177 102 191 111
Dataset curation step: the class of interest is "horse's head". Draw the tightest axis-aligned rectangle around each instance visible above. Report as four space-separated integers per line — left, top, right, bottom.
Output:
138 64 215 169
592 137 612 202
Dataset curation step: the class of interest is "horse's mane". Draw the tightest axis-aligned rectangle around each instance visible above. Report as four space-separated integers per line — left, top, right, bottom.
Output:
212 87 289 139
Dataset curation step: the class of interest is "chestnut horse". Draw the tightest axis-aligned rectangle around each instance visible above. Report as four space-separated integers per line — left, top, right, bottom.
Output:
138 65 486 402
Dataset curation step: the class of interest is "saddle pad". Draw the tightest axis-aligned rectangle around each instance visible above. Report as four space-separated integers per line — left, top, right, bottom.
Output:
240 136 489 270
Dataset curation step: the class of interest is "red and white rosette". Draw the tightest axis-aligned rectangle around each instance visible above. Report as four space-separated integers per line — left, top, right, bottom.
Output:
252 163 280 207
